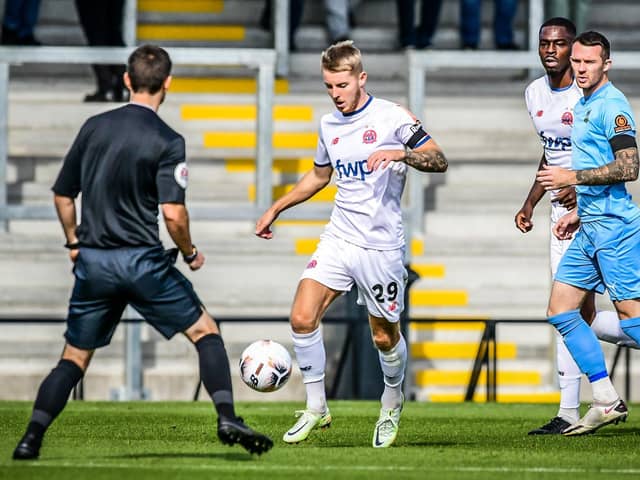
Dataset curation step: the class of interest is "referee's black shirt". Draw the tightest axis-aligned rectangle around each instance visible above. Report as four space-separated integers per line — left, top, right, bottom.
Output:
52 103 187 248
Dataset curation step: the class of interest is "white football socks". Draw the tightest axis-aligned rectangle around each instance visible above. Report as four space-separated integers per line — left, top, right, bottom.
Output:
555 333 581 423
591 310 640 348
292 328 328 414
378 335 407 410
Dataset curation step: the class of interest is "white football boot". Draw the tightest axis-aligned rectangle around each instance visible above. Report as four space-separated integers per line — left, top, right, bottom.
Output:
283 409 332 444
372 397 403 448
562 398 628 436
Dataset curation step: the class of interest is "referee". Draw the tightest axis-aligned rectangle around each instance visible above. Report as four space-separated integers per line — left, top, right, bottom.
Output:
13 45 273 460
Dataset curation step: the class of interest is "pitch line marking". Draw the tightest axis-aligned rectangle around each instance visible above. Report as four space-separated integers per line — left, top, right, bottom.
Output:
12 462 640 475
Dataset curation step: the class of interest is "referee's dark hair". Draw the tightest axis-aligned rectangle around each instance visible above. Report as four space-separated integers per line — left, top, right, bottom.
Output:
574 31 611 60
539 17 576 37
127 44 172 94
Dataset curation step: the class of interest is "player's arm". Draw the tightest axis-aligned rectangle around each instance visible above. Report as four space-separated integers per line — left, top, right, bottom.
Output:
161 203 203 271
515 154 546 233
255 164 333 239
367 138 447 173
537 140 638 188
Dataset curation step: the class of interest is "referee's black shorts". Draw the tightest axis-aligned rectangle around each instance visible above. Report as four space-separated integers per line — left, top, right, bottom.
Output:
64 246 203 349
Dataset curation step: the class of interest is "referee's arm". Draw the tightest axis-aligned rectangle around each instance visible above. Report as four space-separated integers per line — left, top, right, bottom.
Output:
162 203 204 270
53 194 78 247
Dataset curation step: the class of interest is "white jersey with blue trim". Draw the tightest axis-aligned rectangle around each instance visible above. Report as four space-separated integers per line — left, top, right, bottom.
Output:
525 75 582 199
315 95 430 250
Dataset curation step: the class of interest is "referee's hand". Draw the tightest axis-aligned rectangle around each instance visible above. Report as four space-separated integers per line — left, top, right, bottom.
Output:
188 251 205 271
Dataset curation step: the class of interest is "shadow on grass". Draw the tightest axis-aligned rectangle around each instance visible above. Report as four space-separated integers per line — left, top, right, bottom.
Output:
103 452 255 462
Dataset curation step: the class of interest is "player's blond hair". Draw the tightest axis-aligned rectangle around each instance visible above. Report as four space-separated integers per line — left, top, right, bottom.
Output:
321 40 363 75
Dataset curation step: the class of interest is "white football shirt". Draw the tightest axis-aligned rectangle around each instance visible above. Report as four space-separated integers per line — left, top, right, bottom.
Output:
315 95 430 250
525 75 582 199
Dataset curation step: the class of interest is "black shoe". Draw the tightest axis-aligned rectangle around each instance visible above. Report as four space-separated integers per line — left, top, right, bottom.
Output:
13 432 42 460
528 416 572 435
217 416 273 455
497 42 520 51
17 34 41 46
1 26 19 45
83 91 111 103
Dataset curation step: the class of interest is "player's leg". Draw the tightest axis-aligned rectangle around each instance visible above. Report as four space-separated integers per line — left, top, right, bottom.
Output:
184 311 273 455
354 246 407 447
283 278 342 443
282 237 350 443
605 217 640 348
14 247 125 459
132 246 272 454
13 344 94 460
369 314 405 448
530 220 582 434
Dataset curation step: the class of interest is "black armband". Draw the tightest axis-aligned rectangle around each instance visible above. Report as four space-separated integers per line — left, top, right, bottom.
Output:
609 134 637 153
183 245 198 264
406 123 431 149
64 241 80 250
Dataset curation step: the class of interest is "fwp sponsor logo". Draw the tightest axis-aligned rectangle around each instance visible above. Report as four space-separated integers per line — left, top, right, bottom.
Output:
335 159 372 180
538 131 571 151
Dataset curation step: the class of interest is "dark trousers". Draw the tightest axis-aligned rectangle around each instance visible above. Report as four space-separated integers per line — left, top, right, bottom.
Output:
75 0 126 93
396 0 444 48
460 0 518 48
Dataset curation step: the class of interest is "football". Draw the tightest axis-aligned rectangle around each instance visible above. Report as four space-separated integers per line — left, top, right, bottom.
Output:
239 340 292 392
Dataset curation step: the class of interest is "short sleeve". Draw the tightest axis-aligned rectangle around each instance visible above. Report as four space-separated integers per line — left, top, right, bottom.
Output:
314 124 331 167
157 136 187 204
602 99 636 140
394 105 431 149
52 121 89 198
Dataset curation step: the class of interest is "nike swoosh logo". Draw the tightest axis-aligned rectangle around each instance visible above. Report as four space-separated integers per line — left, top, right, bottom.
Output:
604 405 617 414
286 421 309 436
374 428 384 447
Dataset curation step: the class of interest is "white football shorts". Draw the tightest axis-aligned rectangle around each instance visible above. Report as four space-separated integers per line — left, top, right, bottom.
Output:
550 201 573 278
300 233 408 322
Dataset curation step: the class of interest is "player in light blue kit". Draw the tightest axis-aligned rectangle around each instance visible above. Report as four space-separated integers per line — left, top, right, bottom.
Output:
537 31 640 435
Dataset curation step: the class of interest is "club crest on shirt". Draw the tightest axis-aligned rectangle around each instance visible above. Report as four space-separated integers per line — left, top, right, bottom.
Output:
561 111 573 126
536 110 544 117
362 129 377 144
306 259 317 269
614 114 632 133
332 137 339 145
174 162 188 189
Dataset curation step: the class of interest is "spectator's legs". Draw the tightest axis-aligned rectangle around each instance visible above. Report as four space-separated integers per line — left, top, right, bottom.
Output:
493 0 518 48
416 0 444 48
460 0 481 48
324 0 350 43
17 0 41 39
396 0 417 48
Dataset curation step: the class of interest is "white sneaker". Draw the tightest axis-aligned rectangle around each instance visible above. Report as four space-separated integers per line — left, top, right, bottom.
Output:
372 399 403 448
562 398 629 436
283 409 332 444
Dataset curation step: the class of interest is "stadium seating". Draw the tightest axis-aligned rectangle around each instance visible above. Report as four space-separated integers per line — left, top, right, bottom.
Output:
2 0 640 402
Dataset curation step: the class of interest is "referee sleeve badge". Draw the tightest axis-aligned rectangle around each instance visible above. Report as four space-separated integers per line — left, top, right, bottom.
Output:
174 162 189 189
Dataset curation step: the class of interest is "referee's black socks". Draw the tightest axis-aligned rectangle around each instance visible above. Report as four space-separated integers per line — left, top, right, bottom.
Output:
28 359 84 438
195 334 236 420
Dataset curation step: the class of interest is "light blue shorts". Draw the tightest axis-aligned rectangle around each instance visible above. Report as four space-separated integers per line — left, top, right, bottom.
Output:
555 216 640 301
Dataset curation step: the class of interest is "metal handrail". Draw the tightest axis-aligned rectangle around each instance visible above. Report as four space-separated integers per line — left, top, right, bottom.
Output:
0 46 276 225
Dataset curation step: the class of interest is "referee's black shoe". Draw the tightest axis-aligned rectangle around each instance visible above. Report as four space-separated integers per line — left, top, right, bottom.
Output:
217 416 273 455
528 416 572 435
12 432 42 460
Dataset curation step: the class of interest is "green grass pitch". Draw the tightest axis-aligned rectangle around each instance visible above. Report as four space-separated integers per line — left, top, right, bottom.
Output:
1 400 640 480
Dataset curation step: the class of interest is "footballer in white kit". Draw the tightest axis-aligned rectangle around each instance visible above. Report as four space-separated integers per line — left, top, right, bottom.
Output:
516 18 638 436
302 95 430 322
256 40 447 448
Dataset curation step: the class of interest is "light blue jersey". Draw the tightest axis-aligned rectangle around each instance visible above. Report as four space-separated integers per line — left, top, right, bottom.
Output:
572 82 640 222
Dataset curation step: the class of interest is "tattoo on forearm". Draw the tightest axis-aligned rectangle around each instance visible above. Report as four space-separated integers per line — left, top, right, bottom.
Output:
576 147 639 185
404 149 448 172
